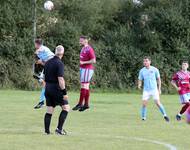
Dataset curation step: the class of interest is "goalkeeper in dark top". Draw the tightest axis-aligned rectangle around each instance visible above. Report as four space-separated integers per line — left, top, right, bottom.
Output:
33 38 54 109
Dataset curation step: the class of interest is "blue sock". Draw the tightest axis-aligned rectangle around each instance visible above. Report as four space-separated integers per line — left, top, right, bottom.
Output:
158 104 167 116
141 106 147 119
39 88 45 103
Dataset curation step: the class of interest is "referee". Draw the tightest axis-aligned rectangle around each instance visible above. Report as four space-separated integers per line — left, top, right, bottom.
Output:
44 45 70 135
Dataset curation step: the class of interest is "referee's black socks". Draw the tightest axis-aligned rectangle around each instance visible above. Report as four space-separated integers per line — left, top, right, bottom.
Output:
57 110 68 131
44 113 52 134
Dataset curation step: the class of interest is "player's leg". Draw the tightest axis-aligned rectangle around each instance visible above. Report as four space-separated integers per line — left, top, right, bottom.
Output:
154 91 169 122
44 89 55 134
176 94 190 121
78 83 90 111
141 91 150 120
34 81 46 109
44 106 54 134
55 91 70 135
141 100 148 120
84 69 94 106
72 68 87 111
79 69 94 111
56 103 70 135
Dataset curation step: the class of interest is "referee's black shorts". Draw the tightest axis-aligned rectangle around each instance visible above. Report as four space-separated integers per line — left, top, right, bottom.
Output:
45 83 68 107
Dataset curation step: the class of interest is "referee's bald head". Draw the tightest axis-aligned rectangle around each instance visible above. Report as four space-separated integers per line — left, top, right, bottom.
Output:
55 45 64 57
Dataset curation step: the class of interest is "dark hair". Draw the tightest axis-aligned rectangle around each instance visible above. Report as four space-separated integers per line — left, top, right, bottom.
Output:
144 56 151 61
34 38 43 45
80 36 90 41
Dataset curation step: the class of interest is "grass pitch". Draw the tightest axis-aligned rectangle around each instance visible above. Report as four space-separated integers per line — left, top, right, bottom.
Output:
0 90 189 150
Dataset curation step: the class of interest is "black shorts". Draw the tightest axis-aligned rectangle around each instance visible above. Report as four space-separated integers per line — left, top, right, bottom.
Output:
45 83 69 107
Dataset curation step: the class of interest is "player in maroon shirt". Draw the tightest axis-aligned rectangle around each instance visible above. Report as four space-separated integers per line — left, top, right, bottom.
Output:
72 36 96 111
171 61 190 121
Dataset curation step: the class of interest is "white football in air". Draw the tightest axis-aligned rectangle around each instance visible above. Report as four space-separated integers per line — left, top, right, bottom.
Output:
44 1 54 11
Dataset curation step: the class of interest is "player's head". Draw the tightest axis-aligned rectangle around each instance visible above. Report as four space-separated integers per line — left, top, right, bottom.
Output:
55 45 64 58
182 61 189 71
143 56 151 67
34 38 43 49
79 36 89 46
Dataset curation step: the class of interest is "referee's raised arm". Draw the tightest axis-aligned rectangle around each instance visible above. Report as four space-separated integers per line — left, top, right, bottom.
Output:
43 45 70 135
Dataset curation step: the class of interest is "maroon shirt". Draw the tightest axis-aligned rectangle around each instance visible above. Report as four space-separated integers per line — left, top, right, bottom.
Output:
80 45 96 69
172 71 190 95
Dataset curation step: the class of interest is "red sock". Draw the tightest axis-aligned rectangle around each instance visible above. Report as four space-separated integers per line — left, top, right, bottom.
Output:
84 89 90 107
180 103 190 115
78 88 86 105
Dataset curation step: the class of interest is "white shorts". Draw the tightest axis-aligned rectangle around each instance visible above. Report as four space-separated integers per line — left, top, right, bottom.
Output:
179 93 190 104
142 90 159 101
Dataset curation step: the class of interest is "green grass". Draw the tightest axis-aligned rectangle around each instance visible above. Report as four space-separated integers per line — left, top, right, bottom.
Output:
0 90 189 150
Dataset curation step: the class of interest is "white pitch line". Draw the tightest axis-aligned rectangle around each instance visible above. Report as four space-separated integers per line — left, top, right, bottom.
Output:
71 132 177 150
117 136 177 150
0 129 178 150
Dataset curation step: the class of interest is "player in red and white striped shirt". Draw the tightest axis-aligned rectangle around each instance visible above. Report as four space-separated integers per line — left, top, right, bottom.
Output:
171 61 190 121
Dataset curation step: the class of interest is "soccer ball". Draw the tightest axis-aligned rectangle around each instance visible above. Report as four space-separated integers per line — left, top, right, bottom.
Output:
44 1 54 11
186 107 190 124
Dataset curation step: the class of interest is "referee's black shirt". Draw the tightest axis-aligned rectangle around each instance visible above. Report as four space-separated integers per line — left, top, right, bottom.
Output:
44 56 64 84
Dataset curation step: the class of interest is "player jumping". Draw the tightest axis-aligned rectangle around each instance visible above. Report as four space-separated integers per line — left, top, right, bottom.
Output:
33 38 54 109
72 36 96 112
171 61 190 121
138 56 169 122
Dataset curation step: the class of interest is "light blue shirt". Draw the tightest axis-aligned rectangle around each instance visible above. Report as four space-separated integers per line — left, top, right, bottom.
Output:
36 45 54 62
138 66 160 91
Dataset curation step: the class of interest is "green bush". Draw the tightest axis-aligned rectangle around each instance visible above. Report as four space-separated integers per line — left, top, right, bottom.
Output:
1 0 190 93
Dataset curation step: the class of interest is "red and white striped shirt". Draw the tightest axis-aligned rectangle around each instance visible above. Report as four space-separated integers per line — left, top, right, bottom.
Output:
172 71 190 95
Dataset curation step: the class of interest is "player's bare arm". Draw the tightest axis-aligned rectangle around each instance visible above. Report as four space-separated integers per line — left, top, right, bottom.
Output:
58 77 68 100
80 58 96 65
138 80 142 89
171 80 181 91
157 77 161 94
58 77 66 90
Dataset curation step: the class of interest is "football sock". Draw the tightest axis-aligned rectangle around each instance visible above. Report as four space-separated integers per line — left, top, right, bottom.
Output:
39 87 45 103
179 103 190 115
177 113 182 117
141 106 147 119
158 104 167 116
44 113 52 134
57 110 68 131
78 88 86 105
84 89 90 107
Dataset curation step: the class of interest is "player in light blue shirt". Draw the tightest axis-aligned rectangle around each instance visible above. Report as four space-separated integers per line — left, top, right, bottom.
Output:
138 56 169 122
35 45 54 64
138 66 160 91
33 38 54 109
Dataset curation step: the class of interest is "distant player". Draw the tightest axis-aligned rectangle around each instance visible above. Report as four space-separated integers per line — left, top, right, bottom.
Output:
138 56 169 122
33 38 54 109
171 61 190 121
72 36 96 111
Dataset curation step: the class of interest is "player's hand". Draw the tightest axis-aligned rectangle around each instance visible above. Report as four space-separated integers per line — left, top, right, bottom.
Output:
36 60 43 65
158 89 162 95
80 61 85 65
63 95 69 100
177 87 181 91
138 85 141 90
